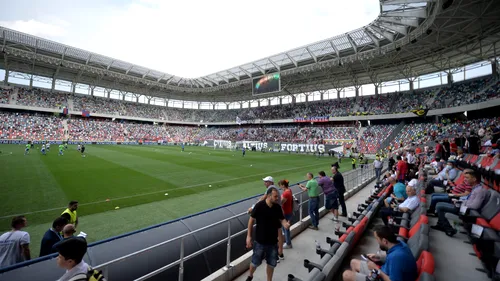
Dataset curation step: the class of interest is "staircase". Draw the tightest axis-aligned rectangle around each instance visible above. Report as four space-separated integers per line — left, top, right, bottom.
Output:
380 120 406 151
9 88 18 104
62 119 70 139
163 109 169 120
353 126 367 149
388 92 401 112
67 95 74 111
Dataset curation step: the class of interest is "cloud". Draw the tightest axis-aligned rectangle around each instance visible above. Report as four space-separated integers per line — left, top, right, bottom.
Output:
0 19 67 38
0 0 381 78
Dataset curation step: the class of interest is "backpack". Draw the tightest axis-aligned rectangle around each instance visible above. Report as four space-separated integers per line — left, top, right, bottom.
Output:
69 268 106 281
292 194 300 214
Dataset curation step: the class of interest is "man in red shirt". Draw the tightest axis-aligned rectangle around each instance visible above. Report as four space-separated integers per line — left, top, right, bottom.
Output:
435 140 443 159
449 139 458 155
395 156 408 183
278 180 294 248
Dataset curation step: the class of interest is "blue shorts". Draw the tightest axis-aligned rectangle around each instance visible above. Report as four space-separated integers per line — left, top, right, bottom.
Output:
251 241 278 268
325 190 339 210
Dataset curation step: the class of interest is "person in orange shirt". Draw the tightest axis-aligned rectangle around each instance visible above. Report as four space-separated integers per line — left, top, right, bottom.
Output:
415 146 422 155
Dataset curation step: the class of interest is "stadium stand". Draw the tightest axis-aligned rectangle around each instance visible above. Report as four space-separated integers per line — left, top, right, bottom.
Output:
0 75 498 124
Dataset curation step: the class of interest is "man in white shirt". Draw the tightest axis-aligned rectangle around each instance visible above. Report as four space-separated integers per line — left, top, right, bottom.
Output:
55 237 89 281
0 216 31 268
379 179 420 225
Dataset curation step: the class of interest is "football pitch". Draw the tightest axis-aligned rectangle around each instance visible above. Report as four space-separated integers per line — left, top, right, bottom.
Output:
0 144 352 258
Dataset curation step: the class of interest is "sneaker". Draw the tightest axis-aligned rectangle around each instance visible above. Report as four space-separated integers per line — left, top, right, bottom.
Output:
245 276 253 281
283 243 293 249
430 224 446 232
279 253 285 260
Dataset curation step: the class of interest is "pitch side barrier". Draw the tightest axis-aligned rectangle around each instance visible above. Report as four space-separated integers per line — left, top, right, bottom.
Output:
0 162 379 281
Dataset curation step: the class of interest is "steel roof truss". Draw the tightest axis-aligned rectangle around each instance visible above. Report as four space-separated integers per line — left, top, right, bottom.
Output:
370 25 395 41
380 17 419 27
380 22 408 35
216 73 229 83
346 34 358 53
106 60 114 70
305 47 317 62
285 53 298 67
253 63 265 75
268 58 280 71
125 65 134 75
238 67 252 77
329 41 340 57
142 70 151 79
364 29 380 47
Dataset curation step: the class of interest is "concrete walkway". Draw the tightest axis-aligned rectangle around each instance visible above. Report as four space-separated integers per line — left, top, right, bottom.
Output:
234 181 378 281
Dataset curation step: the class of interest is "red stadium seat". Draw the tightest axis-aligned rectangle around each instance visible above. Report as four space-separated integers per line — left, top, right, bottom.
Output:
416 251 435 279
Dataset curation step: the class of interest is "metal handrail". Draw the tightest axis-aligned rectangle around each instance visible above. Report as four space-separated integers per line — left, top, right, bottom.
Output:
94 180 311 271
128 163 380 281
94 209 250 270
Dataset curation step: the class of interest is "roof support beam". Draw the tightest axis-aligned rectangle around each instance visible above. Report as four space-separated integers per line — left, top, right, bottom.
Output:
364 29 380 47
156 74 166 82
380 17 419 27
203 77 218 86
2 30 6 51
285 53 298 67
226 71 240 81
268 58 280 71
253 63 265 75
142 70 150 79
125 65 134 75
384 7 427 19
305 47 317 62
31 39 38 75
194 78 206 88
85 54 92 65
53 47 68 79
346 34 358 53
106 60 114 70
216 73 229 83
370 25 395 42
329 41 340 57
380 23 407 35
239 67 252 77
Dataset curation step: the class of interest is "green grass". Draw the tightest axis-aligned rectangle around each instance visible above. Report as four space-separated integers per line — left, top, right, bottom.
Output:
0 144 353 258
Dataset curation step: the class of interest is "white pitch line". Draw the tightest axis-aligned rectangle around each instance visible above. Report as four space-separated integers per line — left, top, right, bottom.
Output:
0 161 331 219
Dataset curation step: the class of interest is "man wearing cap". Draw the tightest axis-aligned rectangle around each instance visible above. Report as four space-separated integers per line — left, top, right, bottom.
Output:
379 179 421 226
425 160 458 194
55 237 89 281
247 176 285 262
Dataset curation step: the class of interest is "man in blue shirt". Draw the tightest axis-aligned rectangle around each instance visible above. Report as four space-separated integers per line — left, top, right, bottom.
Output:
39 217 68 257
384 177 407 207
343 225 417 281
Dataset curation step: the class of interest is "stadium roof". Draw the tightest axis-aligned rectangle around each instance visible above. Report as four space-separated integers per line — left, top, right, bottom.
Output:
1 0 500 102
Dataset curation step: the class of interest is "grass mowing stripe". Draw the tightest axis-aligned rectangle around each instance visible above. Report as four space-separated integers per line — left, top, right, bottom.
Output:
0 160 332 219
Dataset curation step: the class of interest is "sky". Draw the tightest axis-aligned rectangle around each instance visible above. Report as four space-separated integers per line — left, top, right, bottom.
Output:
0 0 380 78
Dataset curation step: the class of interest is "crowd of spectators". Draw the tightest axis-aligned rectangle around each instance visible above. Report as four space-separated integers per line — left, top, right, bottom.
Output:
16 88 68 109
390 118 499 151
73 96 122 116
357 124 397 154
0 112 65 140
0 89 11 104
3 75 499 123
